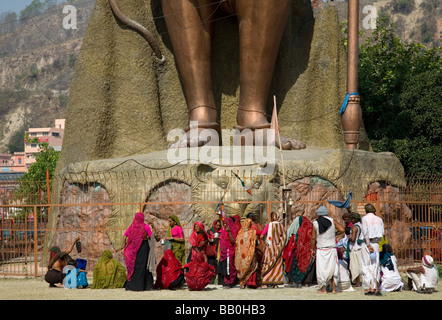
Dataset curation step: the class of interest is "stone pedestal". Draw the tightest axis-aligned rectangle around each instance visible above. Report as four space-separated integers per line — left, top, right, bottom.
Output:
46 147 408 270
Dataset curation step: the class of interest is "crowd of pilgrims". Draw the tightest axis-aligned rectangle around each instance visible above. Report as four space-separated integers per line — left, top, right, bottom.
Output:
45 205 439 295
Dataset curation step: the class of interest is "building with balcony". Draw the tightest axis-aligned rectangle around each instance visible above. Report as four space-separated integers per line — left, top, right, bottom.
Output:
24 119 65 167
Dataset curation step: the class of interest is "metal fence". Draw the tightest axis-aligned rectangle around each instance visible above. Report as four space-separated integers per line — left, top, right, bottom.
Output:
0 173 441 277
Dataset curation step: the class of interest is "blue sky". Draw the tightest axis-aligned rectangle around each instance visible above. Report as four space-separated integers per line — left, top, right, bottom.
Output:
0 0 66 15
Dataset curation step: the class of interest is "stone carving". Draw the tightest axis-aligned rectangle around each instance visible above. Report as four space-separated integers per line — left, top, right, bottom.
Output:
46 147 408 271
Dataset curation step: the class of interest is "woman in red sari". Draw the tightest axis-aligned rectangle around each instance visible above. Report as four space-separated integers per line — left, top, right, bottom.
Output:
183 251 216 290
217 216 238 288
283 216 316 286
232 215 242 233
207 219 222 254
188 221 213 263
153 249 185 290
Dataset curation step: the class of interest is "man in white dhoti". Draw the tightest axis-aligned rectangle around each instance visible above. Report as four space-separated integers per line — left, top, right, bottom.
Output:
361 204 384 296
311 206 345 294
379 243 403 292
406 255 439 293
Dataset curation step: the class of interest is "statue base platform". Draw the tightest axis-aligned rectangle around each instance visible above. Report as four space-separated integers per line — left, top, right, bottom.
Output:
48 147 408 270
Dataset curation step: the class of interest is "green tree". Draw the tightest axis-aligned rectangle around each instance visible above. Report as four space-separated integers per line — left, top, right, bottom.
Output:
358 20 442 174
15 143 60 209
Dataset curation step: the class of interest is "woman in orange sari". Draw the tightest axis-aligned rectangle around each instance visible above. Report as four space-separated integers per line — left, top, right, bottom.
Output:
235 218 262 289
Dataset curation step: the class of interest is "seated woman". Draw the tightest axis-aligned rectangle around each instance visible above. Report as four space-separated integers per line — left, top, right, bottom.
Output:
91 250 127 289
44 236 80 288
153 249 185 290
183 251 216 291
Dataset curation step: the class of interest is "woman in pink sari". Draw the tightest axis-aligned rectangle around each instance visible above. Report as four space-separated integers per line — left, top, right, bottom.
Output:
123 212 153 291
217 216 238 288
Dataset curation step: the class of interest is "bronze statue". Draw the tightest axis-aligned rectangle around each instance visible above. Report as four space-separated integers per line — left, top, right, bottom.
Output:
108 0 307 150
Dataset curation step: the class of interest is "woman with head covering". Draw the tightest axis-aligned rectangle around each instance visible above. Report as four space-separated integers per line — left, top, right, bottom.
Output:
123 212 153 291
379 244 403 292
206 219 222 281
188 221 211 262
153 249 185 290
207 219 222 239
232 214 242 233
283 215 316 287
261 212 286 287
235 218 262 289
91 250 127 289
347 212 363 287
217 216 238 288
247 212 263 231
183 251 216 291
166 215 186 265
44 236 80 288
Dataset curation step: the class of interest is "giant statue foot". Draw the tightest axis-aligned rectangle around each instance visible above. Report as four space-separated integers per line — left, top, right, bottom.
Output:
168 122 307 150
168 105 220 149
167 122 221 149
233 123 307 150
275 134 306 150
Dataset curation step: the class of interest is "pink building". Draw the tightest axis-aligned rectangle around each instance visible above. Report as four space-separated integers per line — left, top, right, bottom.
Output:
0 152 26 173
24 119 65 167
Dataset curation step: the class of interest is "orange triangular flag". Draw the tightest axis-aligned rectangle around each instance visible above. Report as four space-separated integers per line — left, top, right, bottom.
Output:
270 95 279 134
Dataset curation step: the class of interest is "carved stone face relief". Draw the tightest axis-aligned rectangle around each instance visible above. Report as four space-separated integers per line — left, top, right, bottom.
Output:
192 164 279 226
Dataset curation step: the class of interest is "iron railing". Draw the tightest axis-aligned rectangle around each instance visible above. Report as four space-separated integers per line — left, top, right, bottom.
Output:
0 173 441 277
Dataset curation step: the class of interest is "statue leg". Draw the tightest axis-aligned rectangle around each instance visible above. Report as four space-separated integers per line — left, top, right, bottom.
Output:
162 0 220 147
235 0 306 150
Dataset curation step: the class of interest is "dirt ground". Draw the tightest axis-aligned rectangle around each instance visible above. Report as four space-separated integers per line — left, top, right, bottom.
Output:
0 276 440 301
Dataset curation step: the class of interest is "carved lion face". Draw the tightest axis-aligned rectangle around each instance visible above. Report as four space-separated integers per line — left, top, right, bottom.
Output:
192 164 279 226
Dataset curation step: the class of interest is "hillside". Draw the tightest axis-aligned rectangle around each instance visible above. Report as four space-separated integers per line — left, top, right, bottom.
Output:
0 0 439 153
332 0 441 47
0 0 93 153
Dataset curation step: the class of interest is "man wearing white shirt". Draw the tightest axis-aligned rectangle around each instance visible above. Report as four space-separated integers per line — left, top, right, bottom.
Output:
361 203 384 296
